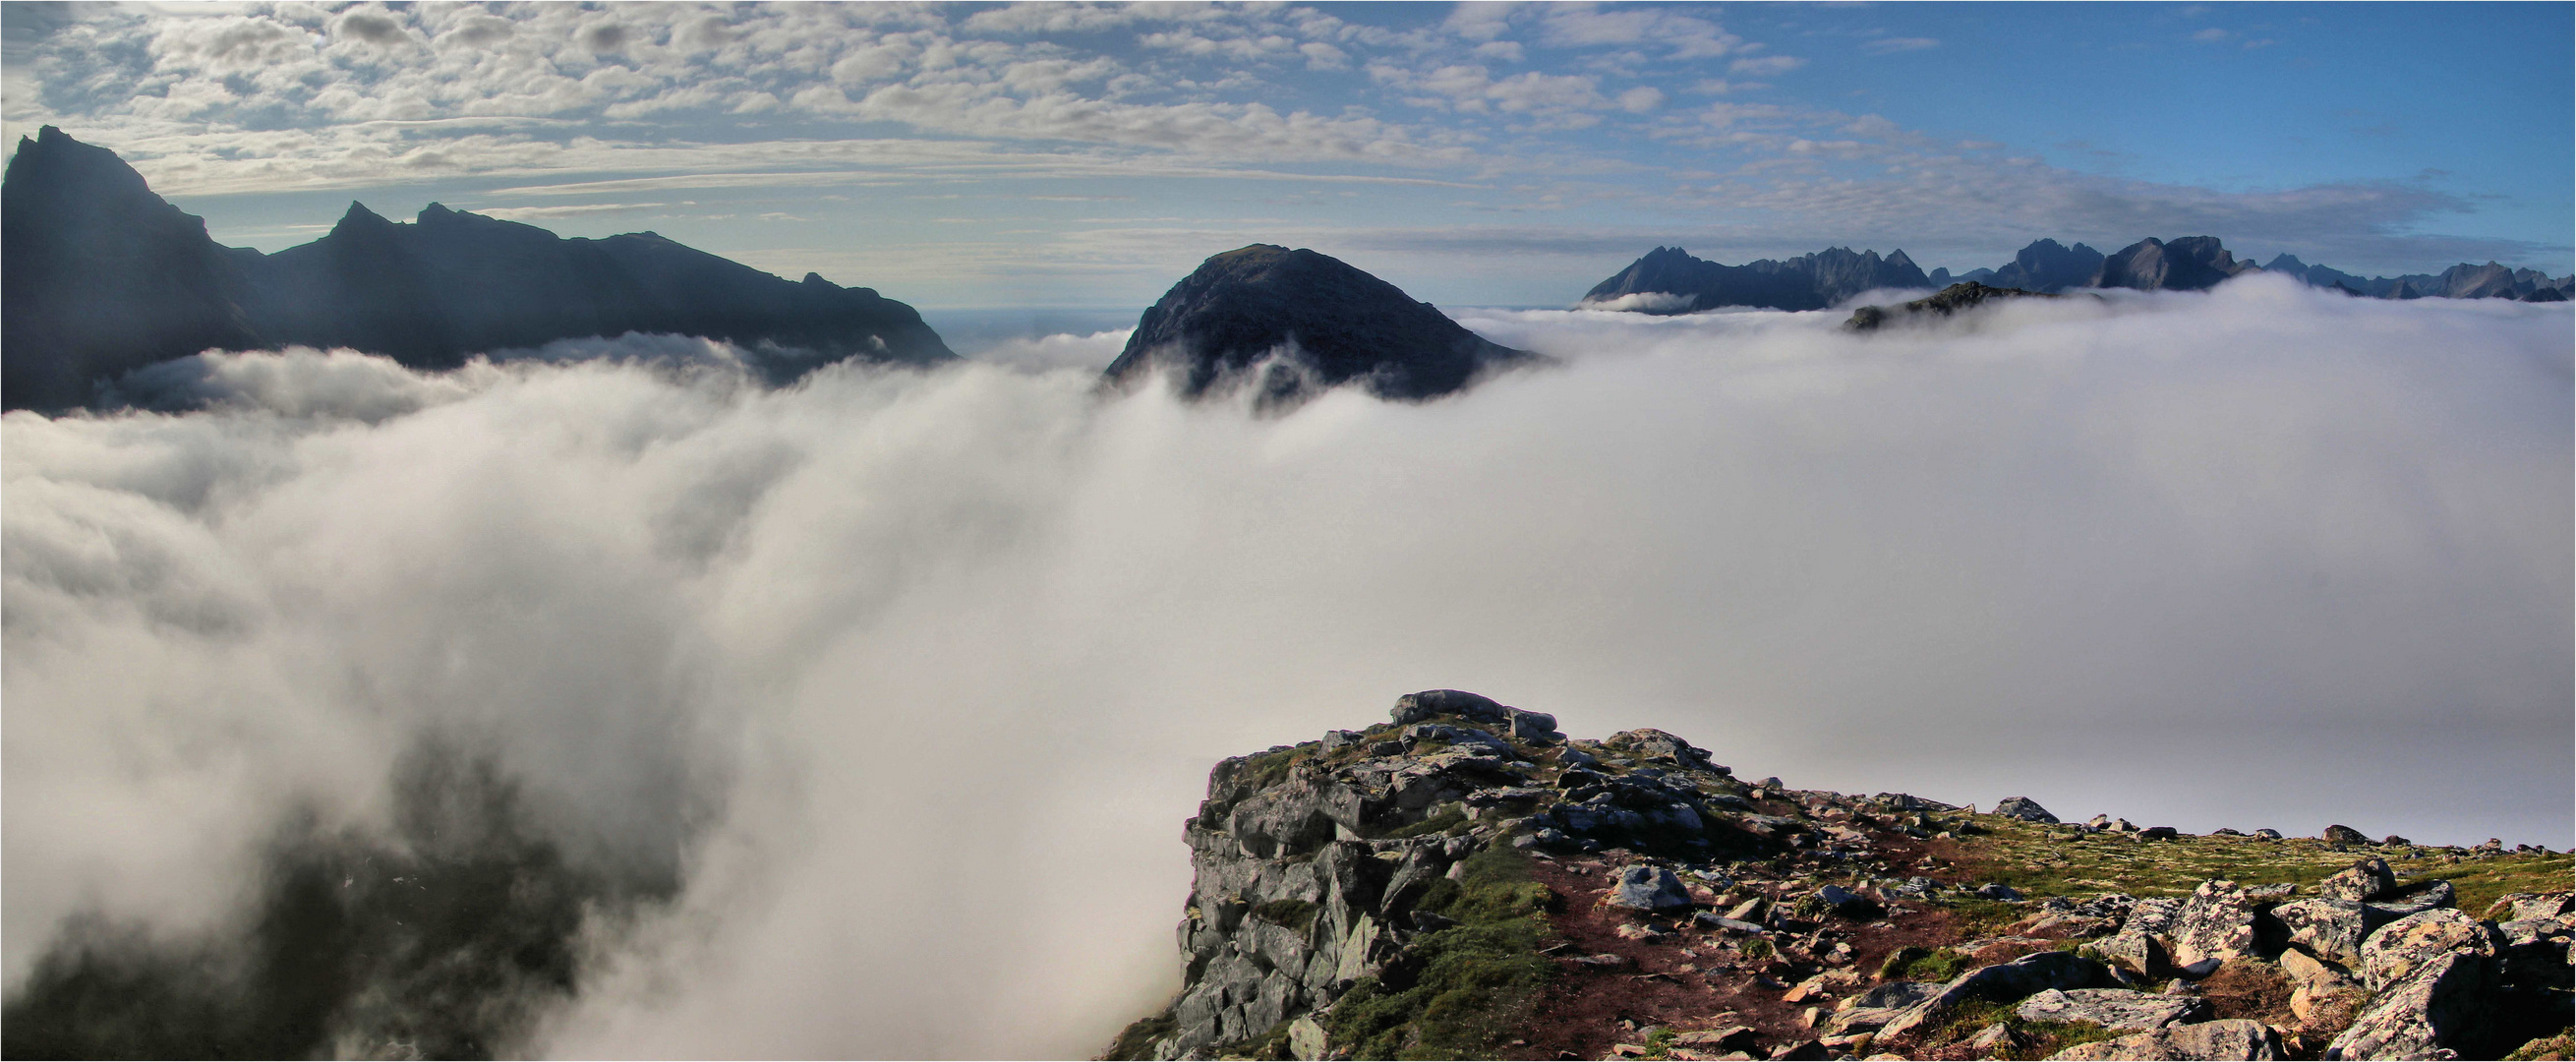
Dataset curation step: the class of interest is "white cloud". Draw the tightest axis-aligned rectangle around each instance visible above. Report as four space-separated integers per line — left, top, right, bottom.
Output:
1728 54 1806 76
1860 36 1940 55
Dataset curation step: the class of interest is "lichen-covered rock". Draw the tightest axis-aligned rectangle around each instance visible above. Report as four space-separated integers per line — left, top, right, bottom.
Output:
2093 897 2183 976
2321 824 2371 846
2318 857 2397 903
2266 898 2377 966
2359 909 2502 991
2364 879 2452 919
2169 879 2259 968
2046 1018 2281 1060
1995 796 2059 823
2325 950 2491 1060
2014 987 2207 1031
2484 891 2573 922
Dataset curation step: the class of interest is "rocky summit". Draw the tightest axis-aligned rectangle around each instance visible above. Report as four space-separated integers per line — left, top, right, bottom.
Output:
1 127 954 412
1105 691 2572 1062
1101 245 1541 410
1582 247 1932 315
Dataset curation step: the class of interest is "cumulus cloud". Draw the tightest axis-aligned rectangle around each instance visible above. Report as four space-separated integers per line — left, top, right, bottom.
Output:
4 287 2567 1055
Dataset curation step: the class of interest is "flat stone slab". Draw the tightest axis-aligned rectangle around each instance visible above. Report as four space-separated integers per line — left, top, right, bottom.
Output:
2016 987 2209 1031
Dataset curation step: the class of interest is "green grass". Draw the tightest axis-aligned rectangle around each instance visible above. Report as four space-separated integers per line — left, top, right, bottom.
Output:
1938 815 2573 912
1923 998 2121 1061
1877 945 1975 983
1322 849 1558 1060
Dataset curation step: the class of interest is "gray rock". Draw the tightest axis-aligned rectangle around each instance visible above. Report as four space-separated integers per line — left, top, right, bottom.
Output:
2359 908 2502 991
1966 1022 2020 1054
2318 857 2398 903
2265 899 2378 967
2326 950 2491 1060
2168 880 2259 969
2137 826 2181 841
2321 824 2371 846
1695 913 1766 934
2046 1018 2280 1060
2365 879 2453 919
1610 864 1692 912
1816 884 1884 920
2093 897 2183 976
2014 987 2208 1031
1506 708 1561 742
1823 981 1940 1034
1319 730 1362 755
1995 796 2059 823
1875 951 2119 1040
1977 883 2023 901
1390 688 1508 726
1288 1016 1328 1061
2253 829 2283 840
2484 891 2573 921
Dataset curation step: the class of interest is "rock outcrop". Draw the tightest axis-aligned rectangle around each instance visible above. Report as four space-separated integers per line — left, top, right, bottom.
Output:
1580 246 1933 314
2089 236 2258 292
1109 693 2574 1061
1101 246 1540 409
1842 281 2066 330
2 127 953 411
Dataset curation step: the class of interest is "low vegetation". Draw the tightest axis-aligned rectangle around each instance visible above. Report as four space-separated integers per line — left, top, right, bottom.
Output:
1324 849 1557 1060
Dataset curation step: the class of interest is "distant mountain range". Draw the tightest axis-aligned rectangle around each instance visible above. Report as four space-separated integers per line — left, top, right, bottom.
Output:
1103 244 1540 410
1587 237 2574 314
1 127 953 412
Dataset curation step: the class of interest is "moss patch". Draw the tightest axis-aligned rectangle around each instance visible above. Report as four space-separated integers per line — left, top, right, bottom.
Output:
1322 849 1557 1060
1102 1011 1176 1061
1251 899 1319 932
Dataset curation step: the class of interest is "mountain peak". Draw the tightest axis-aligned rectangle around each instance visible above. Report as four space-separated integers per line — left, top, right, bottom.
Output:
1102 244 1539 408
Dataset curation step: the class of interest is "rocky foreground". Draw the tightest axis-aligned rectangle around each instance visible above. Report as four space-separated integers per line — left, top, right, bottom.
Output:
1104 691 2572 1062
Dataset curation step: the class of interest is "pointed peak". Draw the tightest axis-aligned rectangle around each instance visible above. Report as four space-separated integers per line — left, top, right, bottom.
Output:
801 271 833 286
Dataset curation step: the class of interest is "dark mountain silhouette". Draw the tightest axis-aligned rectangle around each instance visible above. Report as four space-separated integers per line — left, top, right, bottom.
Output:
2090 236 2257 291
1844 281 2068 331
1582 246 1931 314
2 127 953 412
1588 235 2573 312
1102 245 1541 409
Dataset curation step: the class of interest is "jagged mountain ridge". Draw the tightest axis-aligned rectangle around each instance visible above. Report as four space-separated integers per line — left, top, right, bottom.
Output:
1106 689 2573 1061
1582 246 1932 315
1102 244 1542 409
1587 236 2574 313
1 127 954 411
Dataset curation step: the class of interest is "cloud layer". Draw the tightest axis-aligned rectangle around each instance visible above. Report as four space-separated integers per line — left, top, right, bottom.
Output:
5 280 2569 1055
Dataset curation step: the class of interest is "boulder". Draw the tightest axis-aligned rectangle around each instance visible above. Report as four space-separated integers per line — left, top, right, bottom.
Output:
1995 796 2059 823
1977 883 2024 901
2168 880 2259 969
2014 987 2208 1031
1874 951 2118 1040
2046 1018 2281 1060
2321 824 2371 846
2137 826 2181 841
2093 897 2183 976
1816 884 1886 920
2325 950 2491 1060
2484 891 2573 922
2265 899 2376 966
1610 865 1692 913
1506 708 1562 742
2318 857 2398 903
1390 689 1508 726
2358 909 2502 991
2364 879 2453 921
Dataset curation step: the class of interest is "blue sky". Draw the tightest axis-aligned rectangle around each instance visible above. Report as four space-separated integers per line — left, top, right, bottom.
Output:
4 2 2567 308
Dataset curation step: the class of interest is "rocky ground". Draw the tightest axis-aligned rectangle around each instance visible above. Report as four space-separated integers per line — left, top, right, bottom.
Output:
1102 691 2573 1062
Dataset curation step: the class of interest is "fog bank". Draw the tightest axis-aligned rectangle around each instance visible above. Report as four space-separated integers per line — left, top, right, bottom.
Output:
5 275 2566 1056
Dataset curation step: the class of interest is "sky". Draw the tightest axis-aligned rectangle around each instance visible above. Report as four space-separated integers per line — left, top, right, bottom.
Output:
3 1 2570 309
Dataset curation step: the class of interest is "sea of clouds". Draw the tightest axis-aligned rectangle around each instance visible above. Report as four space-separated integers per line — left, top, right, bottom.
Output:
4 275 2567 1056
